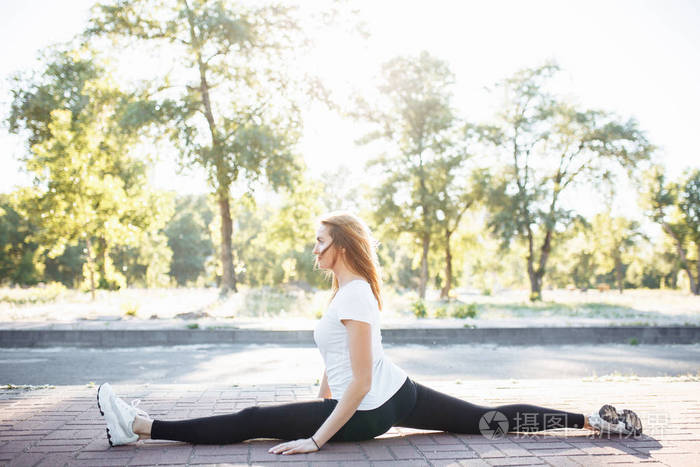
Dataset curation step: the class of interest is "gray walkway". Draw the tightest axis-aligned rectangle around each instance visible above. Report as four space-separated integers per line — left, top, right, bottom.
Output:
1 343 699 386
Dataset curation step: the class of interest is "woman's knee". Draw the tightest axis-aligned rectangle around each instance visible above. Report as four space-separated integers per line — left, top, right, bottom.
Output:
236 405 260 423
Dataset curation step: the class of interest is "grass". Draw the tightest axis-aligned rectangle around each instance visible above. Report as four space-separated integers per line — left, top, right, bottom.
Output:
1 384 56 390
0 282 68 305
466 301 669 322
581 370 700 382
1 286 698 326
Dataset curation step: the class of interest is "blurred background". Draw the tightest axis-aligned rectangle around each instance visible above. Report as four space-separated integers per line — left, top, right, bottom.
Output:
1 0 699 326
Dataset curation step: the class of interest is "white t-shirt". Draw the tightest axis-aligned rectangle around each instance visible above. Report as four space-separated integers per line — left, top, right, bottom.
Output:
313 279 407 410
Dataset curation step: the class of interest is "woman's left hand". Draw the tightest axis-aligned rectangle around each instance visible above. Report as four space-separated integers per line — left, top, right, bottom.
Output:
268 437 320 455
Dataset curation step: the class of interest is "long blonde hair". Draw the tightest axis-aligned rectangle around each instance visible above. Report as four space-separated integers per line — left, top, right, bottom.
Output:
317 212 383 310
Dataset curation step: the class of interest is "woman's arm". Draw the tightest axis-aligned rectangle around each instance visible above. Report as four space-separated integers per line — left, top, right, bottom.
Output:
318 370 332 399
269 319 372 455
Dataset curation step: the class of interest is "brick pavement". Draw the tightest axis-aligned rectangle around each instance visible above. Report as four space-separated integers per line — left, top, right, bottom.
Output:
1 378 698 466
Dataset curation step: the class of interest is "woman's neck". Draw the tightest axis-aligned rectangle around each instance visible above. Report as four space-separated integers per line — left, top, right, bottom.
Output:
333 262 364 288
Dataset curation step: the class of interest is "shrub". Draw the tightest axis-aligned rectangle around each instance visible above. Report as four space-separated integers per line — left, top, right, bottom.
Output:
187 323 199 329
452 303 477 319
411 299 427 319
433 306 447 319
628 337 639 346
121 301 140 317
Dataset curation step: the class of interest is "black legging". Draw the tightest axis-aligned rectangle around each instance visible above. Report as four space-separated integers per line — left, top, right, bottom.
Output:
151 377 585 444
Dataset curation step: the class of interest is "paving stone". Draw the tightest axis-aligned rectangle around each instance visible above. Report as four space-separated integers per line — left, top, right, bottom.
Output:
371 461 429 467
8 452 47 467
430 461 466 467
390 445 426 459
485 457 546 466
457 460 491 467
127 445 193 465
422 450 479 460
537 456 586 467
189 453 248 464
469 444 507 458
0 380 697 466
496 443 534 457
360 444 393 460
35 454 77 466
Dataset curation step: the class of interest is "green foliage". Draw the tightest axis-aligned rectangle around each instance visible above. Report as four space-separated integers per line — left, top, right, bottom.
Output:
451 303 478 319
8 50 173 297
547 214 645 293
433 306 447 319
628 337 639 346
0 282 67 305
483 62 653 300
186 323 199 329
85 0 313 293
411 299 427 318
120 300 140 317
165 195 215 286
357 51 461 299
0 195 40 285
642 167 700 294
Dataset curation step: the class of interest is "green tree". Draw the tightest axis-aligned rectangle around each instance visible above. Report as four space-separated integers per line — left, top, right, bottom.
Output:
591 212 644 293
643 167 700 294
484 62 653 300
8 50 173 298
164 194 215 286
429 158 485 299
0 195 40 285
267 177 325 287
357 51 458 299
85 0 320 294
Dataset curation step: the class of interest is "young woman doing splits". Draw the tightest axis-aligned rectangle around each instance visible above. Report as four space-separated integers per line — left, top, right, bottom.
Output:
97 212 642 455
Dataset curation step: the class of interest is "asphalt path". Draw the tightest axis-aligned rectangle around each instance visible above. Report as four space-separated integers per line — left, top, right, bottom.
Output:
1 343 698 386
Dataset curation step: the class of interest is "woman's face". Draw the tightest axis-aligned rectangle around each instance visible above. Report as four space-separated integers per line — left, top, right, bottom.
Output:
313 224 335 270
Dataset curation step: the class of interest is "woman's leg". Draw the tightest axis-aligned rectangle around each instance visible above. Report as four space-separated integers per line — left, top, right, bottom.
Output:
394 381 586 434
145 398 337 444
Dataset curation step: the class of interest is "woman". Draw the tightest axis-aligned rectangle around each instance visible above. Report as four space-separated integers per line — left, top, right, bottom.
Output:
97 212 643 454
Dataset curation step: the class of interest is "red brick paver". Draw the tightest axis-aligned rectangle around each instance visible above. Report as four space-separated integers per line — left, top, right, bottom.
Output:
0 378 698 466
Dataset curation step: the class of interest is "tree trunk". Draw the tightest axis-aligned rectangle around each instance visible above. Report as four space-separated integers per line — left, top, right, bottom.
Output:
440 231 453 300
218 194 237 294
528 229 552 302
529 269 542 301
187 7 236 296
419 232 430 299
85 237 96 301
98 237 108 288
615 255 624 294
525 228 539 301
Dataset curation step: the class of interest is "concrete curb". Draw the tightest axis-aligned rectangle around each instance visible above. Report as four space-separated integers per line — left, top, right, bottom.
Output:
0 326 698 348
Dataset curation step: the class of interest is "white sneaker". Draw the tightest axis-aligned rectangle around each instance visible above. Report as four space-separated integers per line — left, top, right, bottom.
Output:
588 404 643 437
97 383 150 446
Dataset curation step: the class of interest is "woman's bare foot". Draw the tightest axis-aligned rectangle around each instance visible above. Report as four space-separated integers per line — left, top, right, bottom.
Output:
132 415 153 440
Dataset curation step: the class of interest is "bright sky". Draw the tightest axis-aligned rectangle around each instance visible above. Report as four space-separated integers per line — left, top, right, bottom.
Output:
2 0 699 220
